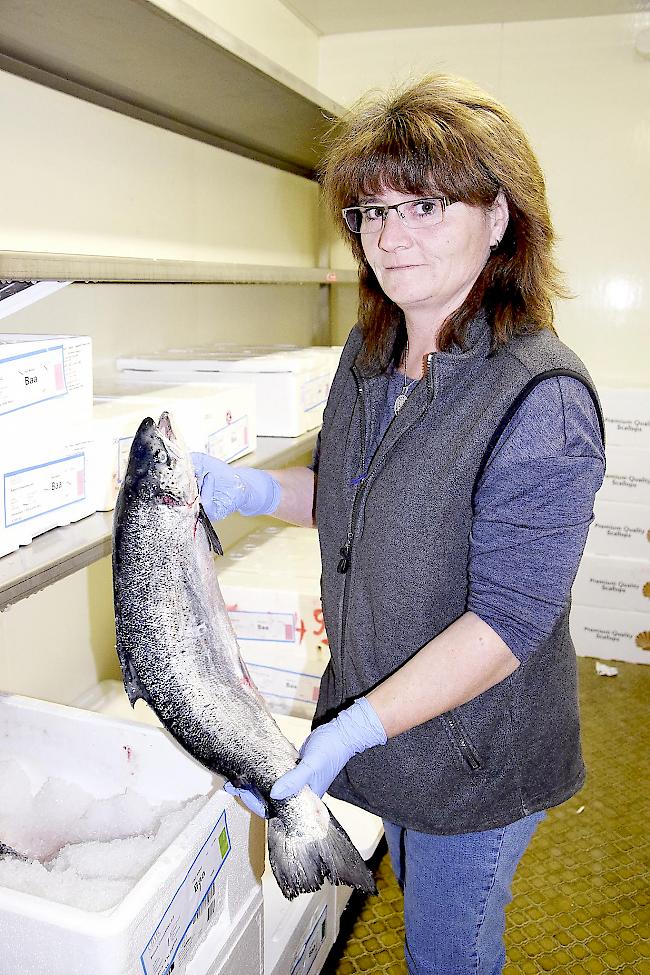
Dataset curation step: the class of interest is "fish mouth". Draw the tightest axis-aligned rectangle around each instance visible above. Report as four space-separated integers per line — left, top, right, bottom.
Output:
157 411 176 442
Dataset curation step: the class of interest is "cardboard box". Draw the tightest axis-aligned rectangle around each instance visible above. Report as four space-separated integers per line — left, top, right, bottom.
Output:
572 554 650 614
599 386 650 448
570 604 650 664
0 693 263 975
117 348 331 438
94 379 257 463
0 433 95 558
217 527 327 719
0 334 92 433
586 500 650 560
600 445 650 506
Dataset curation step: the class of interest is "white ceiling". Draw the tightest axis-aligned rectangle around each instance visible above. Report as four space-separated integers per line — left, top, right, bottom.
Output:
280 0 646 35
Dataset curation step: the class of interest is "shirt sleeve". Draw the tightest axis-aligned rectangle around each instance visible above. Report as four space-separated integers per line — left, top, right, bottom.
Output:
467 375 605 663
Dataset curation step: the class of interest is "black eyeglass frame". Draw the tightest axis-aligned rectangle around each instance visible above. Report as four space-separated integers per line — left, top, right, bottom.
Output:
341 196 453 234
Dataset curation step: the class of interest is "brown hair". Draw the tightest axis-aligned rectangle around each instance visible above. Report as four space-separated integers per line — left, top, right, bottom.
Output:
319 74 567 371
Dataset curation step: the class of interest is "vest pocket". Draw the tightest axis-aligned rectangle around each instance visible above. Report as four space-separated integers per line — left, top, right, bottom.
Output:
440 710 483 771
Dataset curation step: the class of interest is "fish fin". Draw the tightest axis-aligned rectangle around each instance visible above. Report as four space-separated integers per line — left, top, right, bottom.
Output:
267 794 376 901
197 504 223 556
116 639 155 708
0 842 28 861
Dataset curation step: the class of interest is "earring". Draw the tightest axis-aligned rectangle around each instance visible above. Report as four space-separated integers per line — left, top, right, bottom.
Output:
490 240 501 253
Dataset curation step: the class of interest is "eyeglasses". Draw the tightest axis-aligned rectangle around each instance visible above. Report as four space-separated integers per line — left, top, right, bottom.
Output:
342 197 452 234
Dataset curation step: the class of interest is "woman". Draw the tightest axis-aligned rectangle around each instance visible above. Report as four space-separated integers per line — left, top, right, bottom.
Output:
193 74 605 975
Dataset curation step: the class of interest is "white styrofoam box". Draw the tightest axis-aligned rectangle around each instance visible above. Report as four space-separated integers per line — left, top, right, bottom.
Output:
90 398 147 511
570 604 650 664
572 554 650 614
117 348 330 438
0 693 263 975
264 867 334 975
600 445 650 506
217 526 327 719
0 333 92 432
94 379 257 464
274 714 384 923
304 346 343 386
0 431 95 558
599 386 650 448
586 500 650 560
186 889 263 975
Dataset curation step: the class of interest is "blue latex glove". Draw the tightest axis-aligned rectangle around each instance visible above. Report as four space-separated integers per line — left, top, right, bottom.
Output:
191 453 281 521
223 781 268 818
270 697 387 802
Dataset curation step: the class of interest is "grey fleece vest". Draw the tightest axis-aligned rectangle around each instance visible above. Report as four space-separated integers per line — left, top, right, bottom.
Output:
314 315 604 834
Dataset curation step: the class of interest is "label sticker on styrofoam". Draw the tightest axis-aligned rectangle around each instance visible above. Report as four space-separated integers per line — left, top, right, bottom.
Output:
117 436 134 483
300 373 330 414
246 662 321 711
207 415 249 461
291 905 328 975
141 811 231 975
4 453 86 527
229 609 295 643
0 345 66 417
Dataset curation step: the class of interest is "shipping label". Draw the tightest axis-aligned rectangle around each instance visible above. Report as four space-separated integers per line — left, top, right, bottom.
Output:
141 811 231 975
247 662 321 712
300 373 330 413
207 415 249 462
117 435 135 483
0 345 66 417
4 453 86 527
291 905 328 975
229 609 295 643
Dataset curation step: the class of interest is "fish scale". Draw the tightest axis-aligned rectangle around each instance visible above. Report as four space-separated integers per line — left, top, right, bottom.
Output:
112 412 376 899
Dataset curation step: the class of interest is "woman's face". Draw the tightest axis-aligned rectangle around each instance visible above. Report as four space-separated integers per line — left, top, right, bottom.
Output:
359 186 508 326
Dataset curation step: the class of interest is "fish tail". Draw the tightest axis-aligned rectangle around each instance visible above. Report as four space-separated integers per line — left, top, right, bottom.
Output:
267 794 376 900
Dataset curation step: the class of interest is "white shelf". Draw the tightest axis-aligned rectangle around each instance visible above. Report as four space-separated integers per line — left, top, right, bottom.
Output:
0 252 358 285
0 0 344 178
0 429 319 611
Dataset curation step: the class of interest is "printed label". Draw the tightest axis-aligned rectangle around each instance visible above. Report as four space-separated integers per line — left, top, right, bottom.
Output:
0 346 66 417
291 906 328 975
229 609 295 643
207 415 249 462
117 435 134 483
247 662 321 712
141 811 231 975
300 373 330 414
4 453 86 527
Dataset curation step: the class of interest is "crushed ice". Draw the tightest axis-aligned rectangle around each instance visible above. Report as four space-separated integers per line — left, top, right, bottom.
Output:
0 759 208 911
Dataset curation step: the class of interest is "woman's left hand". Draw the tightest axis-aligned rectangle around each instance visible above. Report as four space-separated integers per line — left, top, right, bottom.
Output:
270 697 387 801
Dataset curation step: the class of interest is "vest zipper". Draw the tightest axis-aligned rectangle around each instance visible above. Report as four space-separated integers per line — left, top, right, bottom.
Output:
337 356 437 698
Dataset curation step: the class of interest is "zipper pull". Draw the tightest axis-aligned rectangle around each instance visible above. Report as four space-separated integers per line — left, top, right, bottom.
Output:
337 542 350 574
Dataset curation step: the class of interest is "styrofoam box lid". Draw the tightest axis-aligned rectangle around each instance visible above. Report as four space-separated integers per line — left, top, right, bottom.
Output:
118 349 319 375
95 379 249 403
0 333 91 346
273 713 384 861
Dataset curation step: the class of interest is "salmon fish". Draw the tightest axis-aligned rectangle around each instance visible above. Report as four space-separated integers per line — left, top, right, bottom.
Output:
112 413 375 899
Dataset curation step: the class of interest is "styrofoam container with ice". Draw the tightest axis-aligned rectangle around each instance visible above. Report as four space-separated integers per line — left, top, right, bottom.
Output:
0 694 263 975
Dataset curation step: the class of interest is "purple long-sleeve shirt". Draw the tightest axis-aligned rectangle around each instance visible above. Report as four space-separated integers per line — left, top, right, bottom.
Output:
313 372 605 662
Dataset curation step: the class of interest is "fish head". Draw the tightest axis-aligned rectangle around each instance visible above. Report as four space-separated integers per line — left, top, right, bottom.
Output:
123 412 197 506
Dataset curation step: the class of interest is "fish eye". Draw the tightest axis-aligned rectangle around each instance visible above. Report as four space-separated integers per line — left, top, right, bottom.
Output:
155 448 168 465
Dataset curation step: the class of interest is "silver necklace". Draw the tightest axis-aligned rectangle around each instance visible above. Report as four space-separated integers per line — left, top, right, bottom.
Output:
394 339 419 415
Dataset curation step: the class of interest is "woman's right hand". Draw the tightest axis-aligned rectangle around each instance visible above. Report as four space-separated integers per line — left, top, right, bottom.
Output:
191 453 281 522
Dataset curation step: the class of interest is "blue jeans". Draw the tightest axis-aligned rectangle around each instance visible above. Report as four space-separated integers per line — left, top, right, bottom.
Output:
383 812 544 975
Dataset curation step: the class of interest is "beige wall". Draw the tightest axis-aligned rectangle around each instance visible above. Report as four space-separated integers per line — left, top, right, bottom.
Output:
319 13 650 386
184 0 319 87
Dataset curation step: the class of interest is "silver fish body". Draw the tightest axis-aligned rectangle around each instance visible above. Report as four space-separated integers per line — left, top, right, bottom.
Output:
112 414 375 899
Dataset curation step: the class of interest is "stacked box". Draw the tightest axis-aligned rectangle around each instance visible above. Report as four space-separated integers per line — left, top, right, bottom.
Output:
116 345 333 438
572 386 650 664
217 526 328 718
91 380 256 510
0 334 95 558
0 693 264 975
